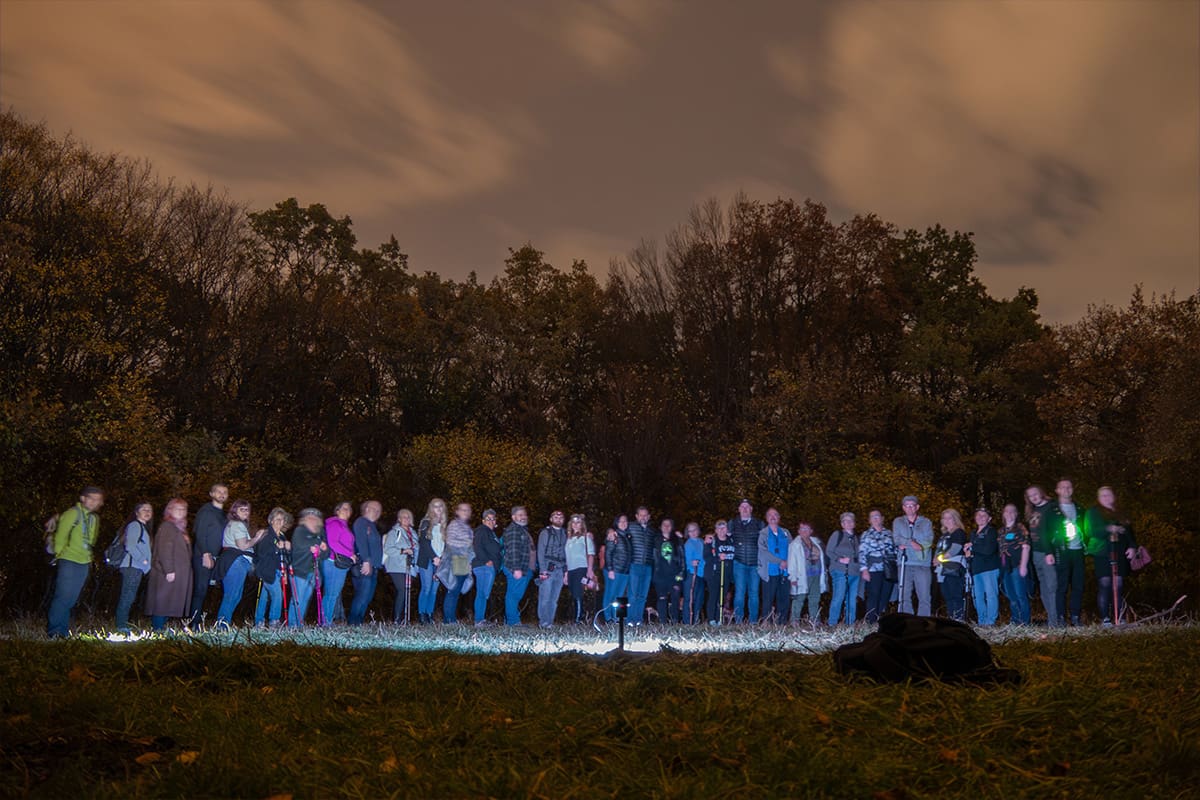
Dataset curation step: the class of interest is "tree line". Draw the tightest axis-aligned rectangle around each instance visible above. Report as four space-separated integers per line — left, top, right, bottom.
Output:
1 109 1195 613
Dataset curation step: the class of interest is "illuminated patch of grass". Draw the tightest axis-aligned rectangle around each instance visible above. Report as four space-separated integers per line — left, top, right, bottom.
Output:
0 623 1197 798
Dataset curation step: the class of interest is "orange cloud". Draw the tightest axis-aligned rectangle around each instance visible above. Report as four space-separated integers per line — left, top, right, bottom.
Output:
1 0 528 210
770 1 1199 317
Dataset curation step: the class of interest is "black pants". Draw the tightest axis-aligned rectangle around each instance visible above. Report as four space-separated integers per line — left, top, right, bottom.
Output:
654 578 681 623
115 567 144 631
706 561 731 623
567 567 587 621
1057 549 1086 622
1096 575 1125 623
189 558 216 625
942 573 966 620
760 574 790 623
863 572 894 623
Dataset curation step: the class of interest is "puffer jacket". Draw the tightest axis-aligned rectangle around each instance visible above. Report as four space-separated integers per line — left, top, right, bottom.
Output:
729 516 763 566
628 520 656 566
606 527 633 574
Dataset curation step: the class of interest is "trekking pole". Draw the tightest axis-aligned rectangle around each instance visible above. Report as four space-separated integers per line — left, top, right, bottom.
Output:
311 547 325 626
717 559 725 627
404 568 412 626
278 546 290 628
898 547 908 612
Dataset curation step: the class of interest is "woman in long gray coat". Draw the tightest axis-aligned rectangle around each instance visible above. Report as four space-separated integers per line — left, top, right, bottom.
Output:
145 498 194 631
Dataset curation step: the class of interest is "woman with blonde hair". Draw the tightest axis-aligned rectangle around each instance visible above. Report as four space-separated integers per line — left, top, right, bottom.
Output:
415 498 448 624
935 509 969 621
564 513 597 623
1084 486 1139 626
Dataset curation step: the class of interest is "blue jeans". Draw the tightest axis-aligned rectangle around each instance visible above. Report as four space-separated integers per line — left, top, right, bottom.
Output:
216 555 254 624
503 567 532 625
115 567 143 632
537 569 565 626
289 573 314 627
348 569 378 624
732 562 759 623
628 563 653 624
1001 567 1030 624
151 615 169 631
47 560 89 637
828 571 860 625
603 571 630 621
443 573 471 623
320 559 350 626
473 565 496 623
973 569 1000 626
254 573 284 625
417 564 440 616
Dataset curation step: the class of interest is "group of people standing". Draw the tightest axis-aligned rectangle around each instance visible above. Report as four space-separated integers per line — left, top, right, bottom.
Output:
43 479 1139 638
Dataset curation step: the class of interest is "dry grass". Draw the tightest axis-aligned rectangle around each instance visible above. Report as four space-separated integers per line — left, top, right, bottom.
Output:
1 619 1197 798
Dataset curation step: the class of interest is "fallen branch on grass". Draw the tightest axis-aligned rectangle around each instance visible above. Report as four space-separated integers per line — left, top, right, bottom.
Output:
1126 595 1187 627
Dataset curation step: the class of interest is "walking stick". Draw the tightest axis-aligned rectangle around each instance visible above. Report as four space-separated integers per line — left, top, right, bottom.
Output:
688 565 696 624
254 579 263 625
311 547 325 626
1109 530 1121 626
898 547 908 611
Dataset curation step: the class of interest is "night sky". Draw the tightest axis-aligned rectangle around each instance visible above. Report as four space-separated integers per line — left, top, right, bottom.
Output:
3 0 1197 321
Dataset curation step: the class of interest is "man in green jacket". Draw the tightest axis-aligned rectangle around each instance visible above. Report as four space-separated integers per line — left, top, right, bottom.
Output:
46 486 104 638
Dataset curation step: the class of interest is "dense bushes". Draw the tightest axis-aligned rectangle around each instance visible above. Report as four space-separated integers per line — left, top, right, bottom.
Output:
2 110 1195 614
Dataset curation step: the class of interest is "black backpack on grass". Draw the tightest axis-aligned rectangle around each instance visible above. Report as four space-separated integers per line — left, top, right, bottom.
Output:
834 613 1020 685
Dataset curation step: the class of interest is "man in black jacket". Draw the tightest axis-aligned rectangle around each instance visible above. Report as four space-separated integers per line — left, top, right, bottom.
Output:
627 506 656 625
188 483 227 627
728 499 763 623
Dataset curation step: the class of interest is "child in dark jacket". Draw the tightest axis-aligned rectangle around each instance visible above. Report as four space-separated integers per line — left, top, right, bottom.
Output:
705 521 735 625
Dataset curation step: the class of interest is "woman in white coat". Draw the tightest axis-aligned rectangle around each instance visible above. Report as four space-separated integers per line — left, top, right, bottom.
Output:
788 521 827 625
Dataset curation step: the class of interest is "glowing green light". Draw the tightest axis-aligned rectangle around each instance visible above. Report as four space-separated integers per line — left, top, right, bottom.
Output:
1065 521 1079 541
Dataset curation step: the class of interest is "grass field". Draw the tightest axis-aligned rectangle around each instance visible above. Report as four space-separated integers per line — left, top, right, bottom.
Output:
1 620 1197 799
